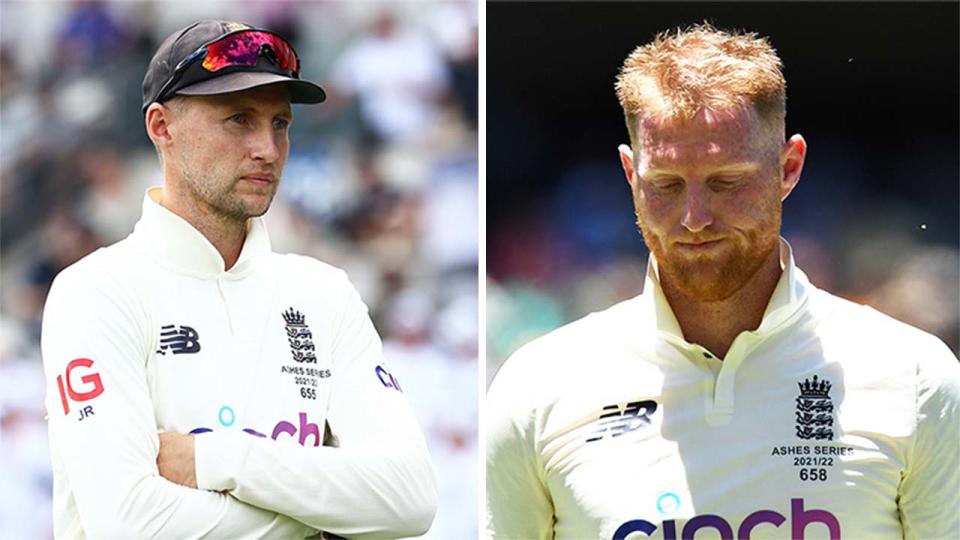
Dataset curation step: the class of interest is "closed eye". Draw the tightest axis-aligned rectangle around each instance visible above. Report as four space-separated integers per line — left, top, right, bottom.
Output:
708 175 743 191
648 176 684 192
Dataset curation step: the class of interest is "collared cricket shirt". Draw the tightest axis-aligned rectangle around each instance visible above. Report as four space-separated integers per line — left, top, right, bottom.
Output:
486 243 960 540
42 188 436 539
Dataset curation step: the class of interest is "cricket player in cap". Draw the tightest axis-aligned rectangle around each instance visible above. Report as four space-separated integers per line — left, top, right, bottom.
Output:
42 19 437 538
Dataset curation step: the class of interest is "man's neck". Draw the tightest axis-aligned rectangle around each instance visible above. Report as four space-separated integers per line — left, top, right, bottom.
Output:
660 248 782 359
159 186 247 271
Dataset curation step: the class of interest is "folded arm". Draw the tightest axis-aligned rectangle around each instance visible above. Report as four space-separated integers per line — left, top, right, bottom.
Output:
193 279 438 538
42 265 315 539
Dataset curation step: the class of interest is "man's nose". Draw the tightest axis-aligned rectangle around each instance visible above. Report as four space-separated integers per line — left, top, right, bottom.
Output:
680 185 713 232
249 126 281 163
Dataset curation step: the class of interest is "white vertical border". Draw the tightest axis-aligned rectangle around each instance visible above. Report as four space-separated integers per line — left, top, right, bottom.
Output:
476 0 487 537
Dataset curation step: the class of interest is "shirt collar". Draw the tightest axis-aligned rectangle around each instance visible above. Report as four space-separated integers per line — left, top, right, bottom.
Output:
641 238 809 344
132 187 272 278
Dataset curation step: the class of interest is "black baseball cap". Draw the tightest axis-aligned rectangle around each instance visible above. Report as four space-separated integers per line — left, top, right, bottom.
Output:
142 19 325 114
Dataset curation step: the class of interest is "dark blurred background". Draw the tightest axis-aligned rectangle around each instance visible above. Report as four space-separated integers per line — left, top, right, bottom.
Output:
487 2 959 383
0 2 477 538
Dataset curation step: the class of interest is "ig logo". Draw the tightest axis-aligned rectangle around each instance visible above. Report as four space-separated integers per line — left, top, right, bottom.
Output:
56 358 104 421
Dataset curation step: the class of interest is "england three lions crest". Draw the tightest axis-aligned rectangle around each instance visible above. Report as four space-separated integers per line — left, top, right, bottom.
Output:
796 375 834 440
282 308 317 364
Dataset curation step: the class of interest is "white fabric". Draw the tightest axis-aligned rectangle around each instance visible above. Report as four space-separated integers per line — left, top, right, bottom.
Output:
487 241 960 539
42 188 437 539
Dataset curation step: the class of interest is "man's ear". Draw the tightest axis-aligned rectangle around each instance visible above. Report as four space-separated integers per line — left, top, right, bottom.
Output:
779 134 806 202
145 102 175 149
618 144 636 188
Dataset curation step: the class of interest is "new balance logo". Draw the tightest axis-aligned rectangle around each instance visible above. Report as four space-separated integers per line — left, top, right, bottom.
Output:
586 399 658 443
156 325 201 355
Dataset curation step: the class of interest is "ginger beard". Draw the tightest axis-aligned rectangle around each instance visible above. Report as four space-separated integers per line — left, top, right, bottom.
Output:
633 180 782 302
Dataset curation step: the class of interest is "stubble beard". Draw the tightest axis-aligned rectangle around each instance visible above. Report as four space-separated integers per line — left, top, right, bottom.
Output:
635 196 782 303
180 162 276 224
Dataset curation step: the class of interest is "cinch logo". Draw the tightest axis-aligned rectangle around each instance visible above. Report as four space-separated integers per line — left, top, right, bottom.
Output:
375 365 402 392
56 358 104 420
191 407 324 447
613 498 840 540
586 400 658 443
156 324 201 355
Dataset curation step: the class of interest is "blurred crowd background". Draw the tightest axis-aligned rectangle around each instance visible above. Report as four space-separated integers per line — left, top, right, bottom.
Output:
487 2 959 384
0 1 477 538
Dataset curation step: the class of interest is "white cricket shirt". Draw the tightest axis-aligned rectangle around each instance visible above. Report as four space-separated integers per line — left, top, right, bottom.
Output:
487 242 959 539
42 188 437 539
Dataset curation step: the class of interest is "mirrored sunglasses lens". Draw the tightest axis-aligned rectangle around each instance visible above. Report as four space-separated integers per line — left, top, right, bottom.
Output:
201 32 297 73
263 34 298 72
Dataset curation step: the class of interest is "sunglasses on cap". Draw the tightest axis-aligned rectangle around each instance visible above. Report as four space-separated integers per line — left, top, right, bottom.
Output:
154 29 301 105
